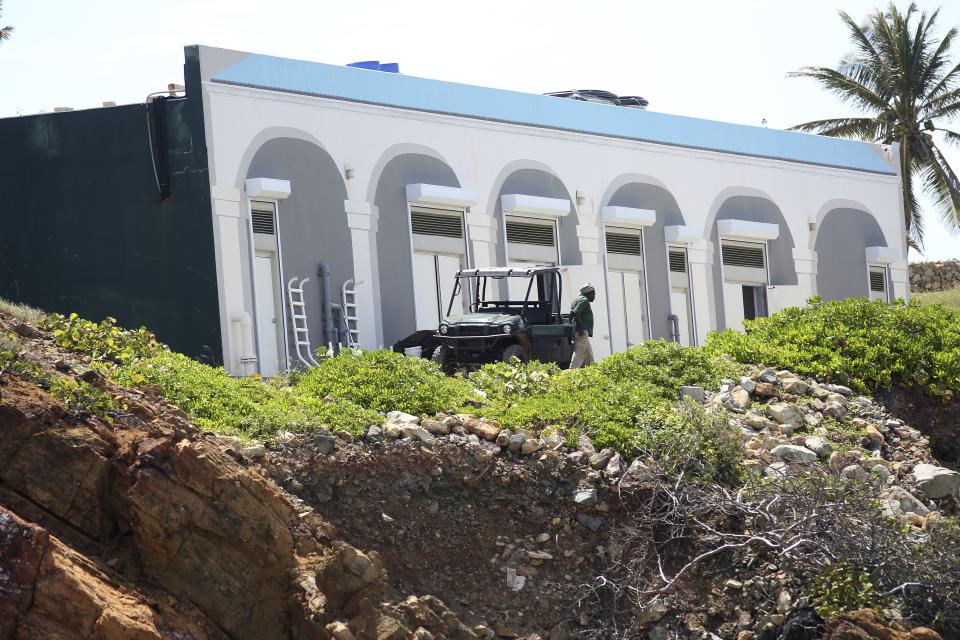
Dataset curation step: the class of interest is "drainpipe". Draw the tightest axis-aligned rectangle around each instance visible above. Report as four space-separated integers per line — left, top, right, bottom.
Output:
317 262 337 354
231 312 257 375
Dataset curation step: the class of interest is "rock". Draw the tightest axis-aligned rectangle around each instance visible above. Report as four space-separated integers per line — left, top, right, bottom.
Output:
776 590 791 614
505 567 526 592
521 438 544 455
241 444 266 459
758 368 778 384
827 451 847 472
576 514 605 531
823 401 847 420
753 382 778 398
464 417 500 441
334 430 354 443
822 383 854 396
496 430 512 446
543 433 565 450
739 377 756 394
770 445 817 463
409 427 435 445
604 453 625 477
842 464 869 481
365 425 382 439
577 434 595 453
326 621 356 640
573 488 597 507
679 386 706 403
724 386 752 412
386 411 419 426
913 464 960 498
803 436 832 458
507 433 526 454
765 462 789 478
742 413 778 431
421 419 449 435
864 424 885 449
781 378 810 395
622 459 655 484
766 404 805 430
635 600 669 625
313 432 338 453
472 441 500 462
588 448 614 470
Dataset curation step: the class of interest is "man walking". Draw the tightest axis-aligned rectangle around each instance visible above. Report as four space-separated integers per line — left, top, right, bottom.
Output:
570 283 596 369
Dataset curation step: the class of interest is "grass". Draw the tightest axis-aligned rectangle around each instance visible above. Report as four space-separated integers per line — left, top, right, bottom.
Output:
0 299 43 324
913 288 960 311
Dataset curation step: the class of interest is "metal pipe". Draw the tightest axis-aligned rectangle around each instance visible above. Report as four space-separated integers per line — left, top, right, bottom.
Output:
317 262 337 354
668 314 680 342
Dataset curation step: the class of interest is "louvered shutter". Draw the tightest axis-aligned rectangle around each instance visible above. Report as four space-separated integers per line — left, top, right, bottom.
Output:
410 206 464 238
721 242 765 269
669 250 687 273
869 266 888 301
251 210 276 235
506 219 555 247
605 231 643 255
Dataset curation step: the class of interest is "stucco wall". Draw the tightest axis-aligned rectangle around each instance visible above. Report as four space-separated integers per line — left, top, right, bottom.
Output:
815 208 888 301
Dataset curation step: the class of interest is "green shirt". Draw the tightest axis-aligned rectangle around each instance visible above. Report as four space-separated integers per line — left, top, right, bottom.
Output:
570 295 594 336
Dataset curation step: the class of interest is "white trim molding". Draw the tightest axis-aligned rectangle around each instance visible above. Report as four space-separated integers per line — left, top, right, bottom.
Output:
405 183 478 208
600 206 656 228
245 177 291 200
865 245 898 264
717 219 779 241
664 225 702 244
501 194 570 219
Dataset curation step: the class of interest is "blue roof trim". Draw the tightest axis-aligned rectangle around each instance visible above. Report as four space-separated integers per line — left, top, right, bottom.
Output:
210 53 895 176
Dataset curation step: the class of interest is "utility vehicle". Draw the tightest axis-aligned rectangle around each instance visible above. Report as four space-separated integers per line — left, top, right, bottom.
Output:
430 266 576 371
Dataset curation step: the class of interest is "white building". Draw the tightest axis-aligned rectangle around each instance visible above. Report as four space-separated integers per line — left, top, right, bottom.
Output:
193 46 908 376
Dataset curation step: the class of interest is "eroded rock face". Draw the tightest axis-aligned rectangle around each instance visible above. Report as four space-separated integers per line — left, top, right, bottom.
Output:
0 373 476 640
820 608 942 640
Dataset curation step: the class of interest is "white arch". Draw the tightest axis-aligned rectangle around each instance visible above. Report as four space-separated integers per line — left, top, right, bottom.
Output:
483 159 568 215
704 185 783 235
600 172 679 207
233 126 339 190
364 143 460 203
810 198 887 251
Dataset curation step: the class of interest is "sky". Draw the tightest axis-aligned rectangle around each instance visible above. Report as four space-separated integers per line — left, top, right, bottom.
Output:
1 0 958 261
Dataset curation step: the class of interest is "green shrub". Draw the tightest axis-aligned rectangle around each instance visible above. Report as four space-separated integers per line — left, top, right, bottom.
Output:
706 297 960 396
811 558 889 619
40 313 166 364
468 358 560 401
293 349 474 415
49 377 116 421
114 352 381 441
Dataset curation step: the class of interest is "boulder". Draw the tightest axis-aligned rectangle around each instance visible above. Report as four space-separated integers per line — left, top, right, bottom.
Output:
758 368 778 384
679 386 705 403
770 444 817 464
781 378 810 395
724 386 751 412
588 448 615 470
386 411 419 426
803 436 832 458
573 488 598 507
766 403 805 430
913 464 960 499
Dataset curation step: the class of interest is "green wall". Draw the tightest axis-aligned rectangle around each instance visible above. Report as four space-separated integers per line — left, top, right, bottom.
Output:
0 47 222 362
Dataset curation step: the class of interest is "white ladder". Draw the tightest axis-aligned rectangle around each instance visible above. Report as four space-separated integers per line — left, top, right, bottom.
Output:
287 277 321 368
341 279 360 347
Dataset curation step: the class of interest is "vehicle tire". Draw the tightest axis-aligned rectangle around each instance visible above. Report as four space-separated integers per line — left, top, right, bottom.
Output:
502 343 528 364
431 345 453 373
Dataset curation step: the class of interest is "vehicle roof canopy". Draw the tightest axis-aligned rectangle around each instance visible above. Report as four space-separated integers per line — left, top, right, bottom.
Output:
457 266 560 278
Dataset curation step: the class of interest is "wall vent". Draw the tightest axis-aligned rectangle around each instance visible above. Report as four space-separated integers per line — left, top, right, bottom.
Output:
869 268 886 293
506 219 555 247
251 210 276 235
411 207 464 238
669 250 687 273
605 231 642 256
721 243 765 269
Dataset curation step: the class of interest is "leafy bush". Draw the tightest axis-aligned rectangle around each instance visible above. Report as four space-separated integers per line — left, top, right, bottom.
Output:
706 297 960 396
49 377 116 421
468 359 560 401
811 558 890 619
293 349 474 415
40 313 166 364
115 352 381 441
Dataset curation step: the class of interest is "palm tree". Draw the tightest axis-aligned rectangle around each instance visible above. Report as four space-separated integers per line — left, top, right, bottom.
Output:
0 1 12 45
790 2 960 247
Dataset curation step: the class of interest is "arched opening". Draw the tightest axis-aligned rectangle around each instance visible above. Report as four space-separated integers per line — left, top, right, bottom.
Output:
246 137 350 371
815 208 888 301
710 195 797 331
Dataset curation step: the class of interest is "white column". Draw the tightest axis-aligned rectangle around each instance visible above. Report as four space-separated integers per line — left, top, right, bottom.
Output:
210 185 253 375
466 211 498 268
890 259 909 301
345 199 382 349
793 248 817 298
687 239 713 346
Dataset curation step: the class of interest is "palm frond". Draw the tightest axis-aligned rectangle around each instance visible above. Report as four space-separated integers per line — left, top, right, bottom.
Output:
941 130 960 148
788 66 889 113
788 117 886 140
901 141 923 245
920 142 960 233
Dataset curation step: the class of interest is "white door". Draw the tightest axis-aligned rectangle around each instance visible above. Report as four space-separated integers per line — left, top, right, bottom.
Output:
414 252 465 330
608 272 628 353
722 281 745 333
671 288 692 345
609 271 647 352
254 251 282 377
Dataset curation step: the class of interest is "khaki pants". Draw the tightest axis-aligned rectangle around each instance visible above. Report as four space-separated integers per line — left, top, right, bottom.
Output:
570 332 594 369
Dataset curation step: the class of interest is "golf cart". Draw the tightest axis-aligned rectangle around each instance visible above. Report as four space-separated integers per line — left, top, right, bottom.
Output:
431 266 576 371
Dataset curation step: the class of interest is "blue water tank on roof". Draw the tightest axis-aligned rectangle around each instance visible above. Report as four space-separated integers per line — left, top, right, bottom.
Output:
347 60 400 73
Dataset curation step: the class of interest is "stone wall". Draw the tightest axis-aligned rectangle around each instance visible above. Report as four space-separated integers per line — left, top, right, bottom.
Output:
910 260 960 293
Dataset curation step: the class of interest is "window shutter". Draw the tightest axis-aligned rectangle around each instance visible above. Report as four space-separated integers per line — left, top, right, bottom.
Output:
668 249 687 273
605 231 642 255
506 219 555 246
869 269 886 293
251 210 275 235
721 242 765 269
410 206 464 238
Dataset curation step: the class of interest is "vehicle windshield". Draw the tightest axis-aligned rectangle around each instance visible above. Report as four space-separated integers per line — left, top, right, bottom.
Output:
446 271 562 319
